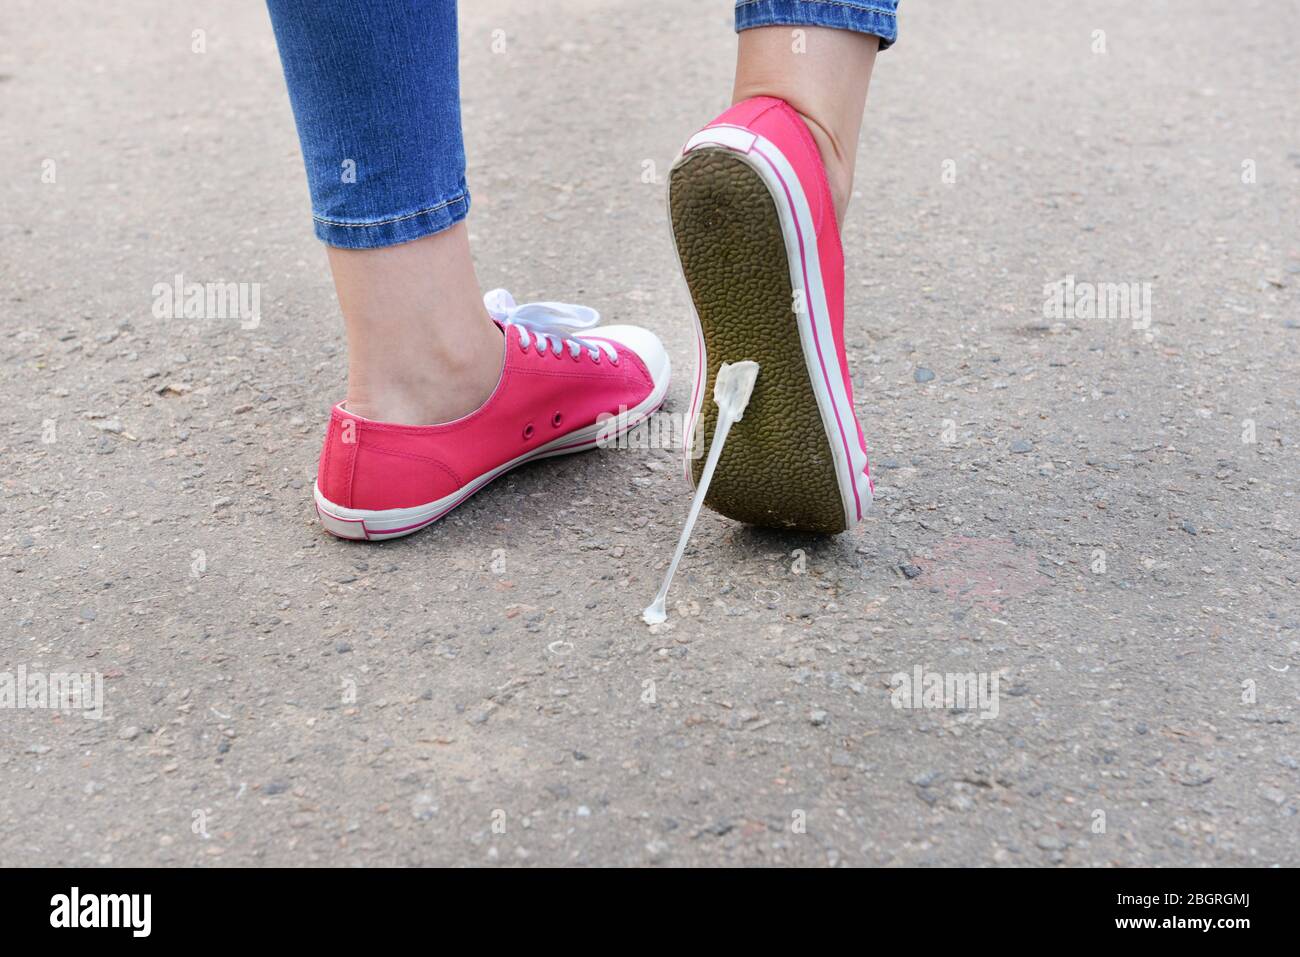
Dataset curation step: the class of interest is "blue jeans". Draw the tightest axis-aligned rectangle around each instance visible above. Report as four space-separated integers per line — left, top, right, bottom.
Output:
266 1 899 249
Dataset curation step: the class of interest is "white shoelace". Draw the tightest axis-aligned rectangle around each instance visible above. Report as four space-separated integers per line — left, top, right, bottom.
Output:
483 289 618 363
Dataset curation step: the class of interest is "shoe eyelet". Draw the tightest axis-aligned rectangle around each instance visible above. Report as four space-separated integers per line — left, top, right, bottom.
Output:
551 411 563 428
522 423 535 440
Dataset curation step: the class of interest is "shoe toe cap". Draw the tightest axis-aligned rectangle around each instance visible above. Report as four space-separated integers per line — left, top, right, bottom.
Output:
594 325 670 391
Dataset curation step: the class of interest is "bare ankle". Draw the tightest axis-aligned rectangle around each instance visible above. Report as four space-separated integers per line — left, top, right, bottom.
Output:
347 320 503 426
732 25 879 227
327 224 506 425
793 111 854 226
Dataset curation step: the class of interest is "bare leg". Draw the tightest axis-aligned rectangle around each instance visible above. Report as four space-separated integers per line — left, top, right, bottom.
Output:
732 26 880 224
327 223 504 426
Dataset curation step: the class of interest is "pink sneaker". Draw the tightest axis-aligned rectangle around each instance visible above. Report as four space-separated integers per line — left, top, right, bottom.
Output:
668 96 873 534
313 290 670 540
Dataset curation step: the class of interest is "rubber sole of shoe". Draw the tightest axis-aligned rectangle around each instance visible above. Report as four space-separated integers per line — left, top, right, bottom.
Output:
669 147 847 534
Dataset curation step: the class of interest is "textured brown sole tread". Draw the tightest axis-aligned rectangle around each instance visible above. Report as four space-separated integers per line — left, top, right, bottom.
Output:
669 148 846 534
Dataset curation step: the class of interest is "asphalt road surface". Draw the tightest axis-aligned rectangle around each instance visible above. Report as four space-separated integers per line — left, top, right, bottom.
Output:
2 0 1297 866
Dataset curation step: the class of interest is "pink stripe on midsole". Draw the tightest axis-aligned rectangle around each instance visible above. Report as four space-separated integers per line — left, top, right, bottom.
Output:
751 142 863 521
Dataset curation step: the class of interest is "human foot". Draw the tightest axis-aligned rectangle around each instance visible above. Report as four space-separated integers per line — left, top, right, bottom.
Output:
792 110 854 227
341 313 504 426
314 290 670 540
668 96 873 534
731 25 880 225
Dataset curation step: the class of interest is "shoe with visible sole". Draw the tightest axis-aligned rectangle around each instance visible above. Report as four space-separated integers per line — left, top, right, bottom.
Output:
313 289 670 541
668 96 873 534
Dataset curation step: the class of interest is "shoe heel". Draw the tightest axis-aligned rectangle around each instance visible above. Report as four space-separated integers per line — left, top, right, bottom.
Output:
315 499 370 540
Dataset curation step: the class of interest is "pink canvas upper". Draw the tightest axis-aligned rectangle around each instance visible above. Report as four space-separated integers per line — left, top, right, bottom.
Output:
704 97 871 488
316 323 655 512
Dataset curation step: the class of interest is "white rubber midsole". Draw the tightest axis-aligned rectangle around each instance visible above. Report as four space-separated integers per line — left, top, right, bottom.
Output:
314 369 669 541
671 125 872 527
